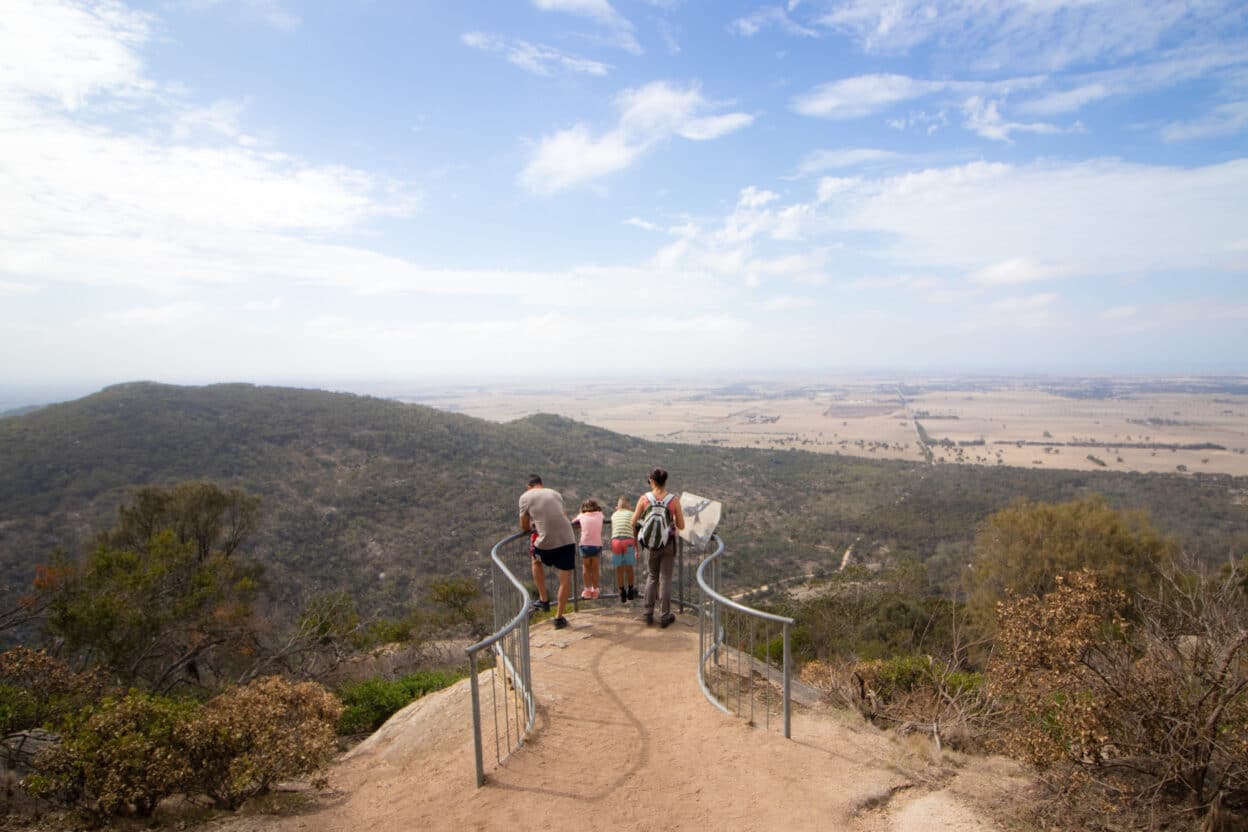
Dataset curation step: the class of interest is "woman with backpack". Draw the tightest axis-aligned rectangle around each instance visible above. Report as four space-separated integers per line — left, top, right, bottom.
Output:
632 467 685 628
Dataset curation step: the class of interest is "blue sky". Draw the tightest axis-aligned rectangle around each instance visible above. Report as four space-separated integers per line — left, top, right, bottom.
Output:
1 0 1246 397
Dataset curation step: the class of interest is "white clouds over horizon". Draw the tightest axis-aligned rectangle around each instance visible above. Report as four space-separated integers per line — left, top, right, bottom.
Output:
519 80 753 194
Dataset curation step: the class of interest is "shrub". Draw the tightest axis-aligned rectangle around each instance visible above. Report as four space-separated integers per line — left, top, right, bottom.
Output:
989 567 1248 829
337 670 463 735
24 676 343 817
179 676 343 810
0 647 107 736
843 654 988 751
24 690 196 819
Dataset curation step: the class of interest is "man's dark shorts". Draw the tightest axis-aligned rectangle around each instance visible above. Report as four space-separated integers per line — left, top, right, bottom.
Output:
533 543 576 571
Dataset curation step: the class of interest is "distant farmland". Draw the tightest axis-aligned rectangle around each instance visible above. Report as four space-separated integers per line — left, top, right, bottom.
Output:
403 375 1248 477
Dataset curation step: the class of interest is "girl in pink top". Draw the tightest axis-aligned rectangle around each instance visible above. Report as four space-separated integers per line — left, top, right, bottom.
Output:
572 499 605 599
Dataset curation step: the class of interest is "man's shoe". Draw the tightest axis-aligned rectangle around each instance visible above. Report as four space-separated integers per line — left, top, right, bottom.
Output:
627 586 638 600
553 616 569 630
530 599 551 613
641 612 654 626
620 587 628 604
659 613 676 628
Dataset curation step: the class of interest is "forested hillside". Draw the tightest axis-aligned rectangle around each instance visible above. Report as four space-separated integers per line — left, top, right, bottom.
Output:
1 382 1244 625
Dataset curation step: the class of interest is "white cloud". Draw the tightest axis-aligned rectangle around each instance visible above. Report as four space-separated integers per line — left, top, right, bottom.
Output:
178 0 299 31
814 0 1238 73
0 280 40 296
170 98 248 141
1103 305 1138 320
649 158 1248 299
461 31 610 76
792 74 939 119
519 81 753 194
242 296 284 312
531 0 642 54
970 258 1064 286
794 147 898 176
0 0 153 110
961 96 1074 142
763 294 813 311
624 217 662 232
730 6 819 38
114 302 208 324
1018 83 1112 116
827 159 1248 278
1162 100 1248 142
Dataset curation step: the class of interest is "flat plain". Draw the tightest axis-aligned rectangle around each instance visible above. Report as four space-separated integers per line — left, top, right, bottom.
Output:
397 376 1248 477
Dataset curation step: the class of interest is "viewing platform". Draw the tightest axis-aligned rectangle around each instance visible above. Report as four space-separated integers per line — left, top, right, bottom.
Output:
208 536 1022 832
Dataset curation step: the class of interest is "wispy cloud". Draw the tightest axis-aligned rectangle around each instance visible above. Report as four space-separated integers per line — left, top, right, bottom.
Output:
730 6 819 38
970 258 1065 286
1103 305 1138 320
178 0 299 32
461 31 610 76
793 147 899 177
813 0 1239 72
792 74 941 119
961 96 1076 141
114 302 209 325
531 0 642 54
520 81 753 193
1162 100 1248 142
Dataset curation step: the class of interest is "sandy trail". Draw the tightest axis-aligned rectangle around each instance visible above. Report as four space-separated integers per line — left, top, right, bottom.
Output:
209 606 1020 832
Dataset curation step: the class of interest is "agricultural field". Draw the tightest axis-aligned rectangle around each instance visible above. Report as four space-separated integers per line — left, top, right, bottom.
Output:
400 376 1248 477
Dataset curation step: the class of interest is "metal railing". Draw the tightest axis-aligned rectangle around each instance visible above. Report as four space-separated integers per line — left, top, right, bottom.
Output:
464 531 537 787
696 535 795 738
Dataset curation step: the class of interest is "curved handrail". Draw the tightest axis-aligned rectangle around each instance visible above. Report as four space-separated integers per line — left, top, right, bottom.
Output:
466 530 532 654
696 535 795 737
465 530 536 786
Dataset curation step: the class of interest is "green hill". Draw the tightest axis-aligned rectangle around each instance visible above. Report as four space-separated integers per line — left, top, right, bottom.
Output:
1 382 1244 623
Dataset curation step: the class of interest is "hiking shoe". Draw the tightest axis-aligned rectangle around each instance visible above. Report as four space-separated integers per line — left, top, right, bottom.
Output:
641 612 654 626
553 616 569 630
530 599 551 613
659 613 676 628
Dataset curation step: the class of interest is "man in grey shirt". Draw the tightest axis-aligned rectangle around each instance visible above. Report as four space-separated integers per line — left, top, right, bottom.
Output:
519 474 577 629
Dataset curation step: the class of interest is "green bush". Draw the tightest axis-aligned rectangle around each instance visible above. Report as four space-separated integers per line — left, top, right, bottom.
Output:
337 670 463 735
24 690 197 818
24 676 343 818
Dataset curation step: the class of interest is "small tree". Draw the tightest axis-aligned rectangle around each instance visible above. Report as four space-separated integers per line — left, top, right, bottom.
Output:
46 530 258 692
100 481 261 563
429 577 490 639
967 496 1175 632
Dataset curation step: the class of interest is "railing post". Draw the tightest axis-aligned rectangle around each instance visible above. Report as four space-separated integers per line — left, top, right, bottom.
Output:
782 621 792 739
469 651 484 786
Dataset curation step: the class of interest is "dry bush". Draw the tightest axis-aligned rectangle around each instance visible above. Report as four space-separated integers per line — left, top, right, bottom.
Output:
180 676 343 810
989 567 1248 829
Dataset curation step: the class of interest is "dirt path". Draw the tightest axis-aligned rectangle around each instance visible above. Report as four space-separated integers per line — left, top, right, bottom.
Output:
210 607 1023 832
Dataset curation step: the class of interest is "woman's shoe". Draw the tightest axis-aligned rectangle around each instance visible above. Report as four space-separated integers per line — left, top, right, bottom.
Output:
580 588 592 599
